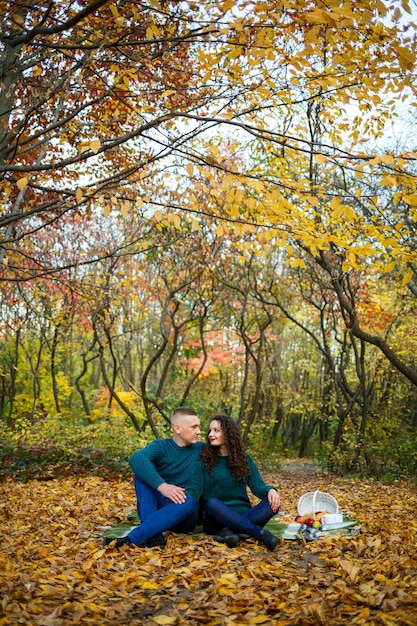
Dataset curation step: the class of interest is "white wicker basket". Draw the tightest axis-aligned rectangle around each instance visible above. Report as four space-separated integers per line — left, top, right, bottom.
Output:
297 490 338 516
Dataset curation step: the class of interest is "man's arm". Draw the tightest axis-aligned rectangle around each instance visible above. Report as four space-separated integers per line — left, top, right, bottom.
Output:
129 440 186 503
129 441 166 490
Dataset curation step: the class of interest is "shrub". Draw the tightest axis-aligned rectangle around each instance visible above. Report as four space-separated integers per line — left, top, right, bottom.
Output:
0 412 148 481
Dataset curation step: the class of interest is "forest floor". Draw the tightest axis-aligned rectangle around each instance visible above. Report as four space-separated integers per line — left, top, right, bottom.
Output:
1 459 417 625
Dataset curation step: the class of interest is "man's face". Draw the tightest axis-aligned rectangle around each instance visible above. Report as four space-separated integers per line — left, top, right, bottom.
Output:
175 414 201 446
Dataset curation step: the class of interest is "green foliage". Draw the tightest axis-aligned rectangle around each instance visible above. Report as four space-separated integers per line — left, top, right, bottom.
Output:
318 416 417 479
0 412 148 482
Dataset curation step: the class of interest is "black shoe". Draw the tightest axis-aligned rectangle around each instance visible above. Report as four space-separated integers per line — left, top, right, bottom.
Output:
102 535 132 549
213 528 240 548
146 533 167 548
260 529 279 552
215 527 235 538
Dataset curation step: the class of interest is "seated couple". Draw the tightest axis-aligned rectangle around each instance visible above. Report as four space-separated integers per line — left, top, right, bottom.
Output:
104 407 280 552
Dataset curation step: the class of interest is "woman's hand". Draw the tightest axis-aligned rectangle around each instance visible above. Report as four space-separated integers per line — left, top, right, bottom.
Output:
268 488 280 513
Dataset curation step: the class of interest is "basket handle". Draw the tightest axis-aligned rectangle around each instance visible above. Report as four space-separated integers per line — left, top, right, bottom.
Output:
312 490 318 514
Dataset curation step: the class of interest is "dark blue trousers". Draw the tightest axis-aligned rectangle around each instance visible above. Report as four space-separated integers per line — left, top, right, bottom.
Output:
203 497 276 540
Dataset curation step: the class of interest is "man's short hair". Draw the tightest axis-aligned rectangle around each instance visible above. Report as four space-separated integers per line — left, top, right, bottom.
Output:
171 406 198 425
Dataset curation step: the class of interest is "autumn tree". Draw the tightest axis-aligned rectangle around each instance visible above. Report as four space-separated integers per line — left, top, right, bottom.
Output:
2 0 417 471
0 0 216 280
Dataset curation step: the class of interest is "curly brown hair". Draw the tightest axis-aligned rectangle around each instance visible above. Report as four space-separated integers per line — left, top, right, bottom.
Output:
199 415 250 483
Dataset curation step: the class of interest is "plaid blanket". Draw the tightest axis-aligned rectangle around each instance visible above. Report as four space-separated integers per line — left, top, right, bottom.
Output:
98 511 360 542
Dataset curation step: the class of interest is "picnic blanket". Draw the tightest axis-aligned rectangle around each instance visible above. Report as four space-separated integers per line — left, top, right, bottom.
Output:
98 511 360 543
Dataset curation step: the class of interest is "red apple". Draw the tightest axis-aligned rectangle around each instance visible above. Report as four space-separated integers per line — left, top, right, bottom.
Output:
306 518 315 527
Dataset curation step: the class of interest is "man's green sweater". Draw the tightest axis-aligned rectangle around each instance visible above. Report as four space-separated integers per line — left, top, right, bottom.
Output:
129 439 204 490
185 454 276 513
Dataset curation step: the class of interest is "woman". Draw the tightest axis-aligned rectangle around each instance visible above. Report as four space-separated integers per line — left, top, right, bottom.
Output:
185 415 280 551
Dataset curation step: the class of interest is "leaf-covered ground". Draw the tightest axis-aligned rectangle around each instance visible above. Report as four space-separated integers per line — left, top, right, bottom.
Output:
1 461 416 625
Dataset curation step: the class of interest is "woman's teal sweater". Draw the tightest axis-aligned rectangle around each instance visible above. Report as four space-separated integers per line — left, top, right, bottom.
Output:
185 454 276 513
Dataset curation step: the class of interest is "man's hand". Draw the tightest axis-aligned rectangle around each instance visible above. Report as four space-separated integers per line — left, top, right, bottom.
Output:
268 488 281 513
157 483 186 504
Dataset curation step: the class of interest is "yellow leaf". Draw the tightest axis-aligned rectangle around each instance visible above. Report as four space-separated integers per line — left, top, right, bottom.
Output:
217 584 235 595
151 23 161 37
153 616 177 625
314 154 327 164
162 90 176 97
380 154 394 164
343 205 357 221
340 558 360 583
75 188 83 203
109 4 119 17
120 200 130 216
347 252 358 268
330 197 343 218
208 144 220 160
384 261 396 273
221 0 236 11
90 139 101 154
331 6 356 19
17 177 28 190
142 580 159 589
93 548 107 560
401 270 413 287
186 163 194 176
257 230 273 244
397 46 415 71
401 0 412 14
304 9 337 25
82 558 94 571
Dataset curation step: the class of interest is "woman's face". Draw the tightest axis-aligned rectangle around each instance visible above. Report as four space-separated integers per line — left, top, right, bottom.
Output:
208 420 226 452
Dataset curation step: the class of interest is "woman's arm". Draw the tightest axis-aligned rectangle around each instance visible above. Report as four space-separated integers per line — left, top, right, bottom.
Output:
246 454 280 510
267 487 280 512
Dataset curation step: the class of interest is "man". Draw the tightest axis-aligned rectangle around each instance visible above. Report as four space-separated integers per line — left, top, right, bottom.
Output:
104 406 203 549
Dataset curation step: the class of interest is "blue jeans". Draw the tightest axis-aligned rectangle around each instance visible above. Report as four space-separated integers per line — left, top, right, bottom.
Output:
134 476 204 525
128 496 197 546
203 497 276 540
134 476 169 522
